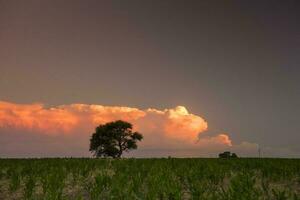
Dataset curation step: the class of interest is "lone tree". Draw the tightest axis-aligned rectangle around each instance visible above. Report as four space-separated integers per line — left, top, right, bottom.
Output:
89 120 143 158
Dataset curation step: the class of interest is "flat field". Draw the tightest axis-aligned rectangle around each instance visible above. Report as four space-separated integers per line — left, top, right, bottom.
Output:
0 158 299 199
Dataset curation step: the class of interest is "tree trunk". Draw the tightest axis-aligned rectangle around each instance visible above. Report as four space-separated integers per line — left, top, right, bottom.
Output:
117 141 123 158
117 150 122 158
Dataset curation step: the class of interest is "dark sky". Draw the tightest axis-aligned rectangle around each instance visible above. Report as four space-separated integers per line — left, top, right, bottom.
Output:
0 1 299 156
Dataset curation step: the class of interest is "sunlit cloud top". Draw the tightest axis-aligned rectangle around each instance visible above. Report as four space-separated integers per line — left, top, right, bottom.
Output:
0 101 210 141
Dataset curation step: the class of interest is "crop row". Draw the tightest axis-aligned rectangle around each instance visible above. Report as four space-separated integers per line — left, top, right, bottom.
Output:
0 158 299 199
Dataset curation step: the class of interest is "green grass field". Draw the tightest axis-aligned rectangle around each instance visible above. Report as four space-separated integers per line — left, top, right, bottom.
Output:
0 158 299 199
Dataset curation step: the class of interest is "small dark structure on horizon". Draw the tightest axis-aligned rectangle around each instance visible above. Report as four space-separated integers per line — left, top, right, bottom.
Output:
219 151 238 158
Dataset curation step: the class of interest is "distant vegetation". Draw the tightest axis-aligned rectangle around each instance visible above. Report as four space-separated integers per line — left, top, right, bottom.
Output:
89 120 143 158
0 158 299 199
219 151 238 158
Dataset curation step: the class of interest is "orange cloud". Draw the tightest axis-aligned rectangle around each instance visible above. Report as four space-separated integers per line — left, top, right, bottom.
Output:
164 106 208 141
2 101 298 158
197 134 232 147
0 101 78 133
0 101 230 148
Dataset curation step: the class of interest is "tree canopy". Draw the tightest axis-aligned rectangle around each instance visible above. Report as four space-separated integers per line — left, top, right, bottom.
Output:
89 120 143 158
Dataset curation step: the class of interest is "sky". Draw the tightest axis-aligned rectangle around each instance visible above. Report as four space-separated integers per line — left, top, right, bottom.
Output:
0 0 299 158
